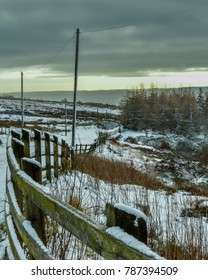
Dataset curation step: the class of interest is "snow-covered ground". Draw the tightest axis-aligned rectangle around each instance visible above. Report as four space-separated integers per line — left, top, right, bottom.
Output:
1 125 208 259
0 134 9 259
0 98 120 122
60 125 99 145
1 97 208 260
47 149 208 259
0 135 7 224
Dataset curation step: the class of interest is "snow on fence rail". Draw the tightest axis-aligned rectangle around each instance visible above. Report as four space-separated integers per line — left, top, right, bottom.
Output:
4 128 163 260
10 128 99 179
99 126 122 139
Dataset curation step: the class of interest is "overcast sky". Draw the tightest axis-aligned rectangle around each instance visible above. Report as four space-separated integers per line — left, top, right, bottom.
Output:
1 0 208 93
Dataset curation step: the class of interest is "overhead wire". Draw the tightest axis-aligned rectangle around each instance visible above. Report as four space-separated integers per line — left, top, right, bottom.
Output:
22 31 75 90
82 23 135 33
37 32 76 70
79 0 208 83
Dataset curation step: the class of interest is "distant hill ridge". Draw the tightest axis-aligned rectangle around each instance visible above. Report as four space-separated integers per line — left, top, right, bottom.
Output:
1 87 208 105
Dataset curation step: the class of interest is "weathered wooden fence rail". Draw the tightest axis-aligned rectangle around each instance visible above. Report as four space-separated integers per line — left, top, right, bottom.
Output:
10 128 99 181
4 128 163 260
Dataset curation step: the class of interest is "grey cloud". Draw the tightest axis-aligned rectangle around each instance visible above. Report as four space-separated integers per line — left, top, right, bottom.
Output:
0 0 208 77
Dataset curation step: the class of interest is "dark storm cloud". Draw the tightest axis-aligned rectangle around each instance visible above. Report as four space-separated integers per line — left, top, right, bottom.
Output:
1 0 208 76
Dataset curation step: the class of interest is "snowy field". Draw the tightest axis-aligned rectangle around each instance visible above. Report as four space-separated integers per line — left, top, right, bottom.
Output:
0 134 8 259
0 98 120 121
1 97 208 260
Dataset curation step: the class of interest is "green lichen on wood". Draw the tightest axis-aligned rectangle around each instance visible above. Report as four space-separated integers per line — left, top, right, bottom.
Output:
6 182 54 260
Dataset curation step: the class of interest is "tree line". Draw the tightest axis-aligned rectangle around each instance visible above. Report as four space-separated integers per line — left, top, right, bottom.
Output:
120 87 208 136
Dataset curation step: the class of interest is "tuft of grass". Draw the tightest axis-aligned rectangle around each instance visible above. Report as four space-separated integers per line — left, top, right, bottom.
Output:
68 196 84 213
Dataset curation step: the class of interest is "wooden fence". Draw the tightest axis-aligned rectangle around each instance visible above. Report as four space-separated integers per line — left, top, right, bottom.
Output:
10 129 99 181
4 128 162 260
99 126 122 139
0 127 10 135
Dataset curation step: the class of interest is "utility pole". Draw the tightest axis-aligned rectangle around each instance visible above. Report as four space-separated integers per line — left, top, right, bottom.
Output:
65 98 67 136
71 28 80 148
21 72 24 127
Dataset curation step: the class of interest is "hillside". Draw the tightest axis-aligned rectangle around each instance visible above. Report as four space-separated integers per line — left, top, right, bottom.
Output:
0 96 208 259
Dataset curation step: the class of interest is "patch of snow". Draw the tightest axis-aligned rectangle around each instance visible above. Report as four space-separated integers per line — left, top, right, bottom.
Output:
199 200 208 207
59 125 99 146
6 215 27 260
22 220 54 258
5 245 14 260
0 135 8 224
0 239 7 260
106 226 164 260
7 146 20 171
22 157 42 168
17 170 42 190
114 203 146 221
119 140 157 151
7 182 22 216
12 138 24 146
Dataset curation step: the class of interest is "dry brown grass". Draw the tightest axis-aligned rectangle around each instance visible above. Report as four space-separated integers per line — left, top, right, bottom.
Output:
0 120 21 128
73 154 165 190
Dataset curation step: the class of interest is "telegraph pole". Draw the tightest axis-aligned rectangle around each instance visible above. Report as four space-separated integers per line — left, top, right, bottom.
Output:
65 98 67 136
71 28 80 148
21 72 24 127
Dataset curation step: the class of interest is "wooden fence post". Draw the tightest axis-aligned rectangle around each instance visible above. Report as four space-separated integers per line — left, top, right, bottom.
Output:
21 158 45 246
53 135 59 178
61 139 67 172
45 132 51 182
84 144 87 153
89 141 97 154
66 143 71 171
34 129 42 164
11 130 21 140
22 129 30 158
11 138 24 164
70 147 75 170
106 203 147 245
